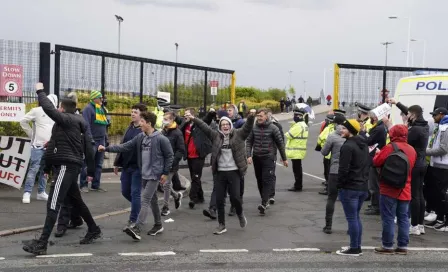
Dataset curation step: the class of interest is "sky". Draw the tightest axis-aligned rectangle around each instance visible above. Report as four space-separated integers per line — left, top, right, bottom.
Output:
1 0 447 98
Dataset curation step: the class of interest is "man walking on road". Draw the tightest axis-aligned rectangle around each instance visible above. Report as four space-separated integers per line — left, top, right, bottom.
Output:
185 109 256 234
335 119 369 257
285 108 308 192
246 108 287 216
99 111 173 241
19 93 58 204
23 83 102 255
80 90 109 192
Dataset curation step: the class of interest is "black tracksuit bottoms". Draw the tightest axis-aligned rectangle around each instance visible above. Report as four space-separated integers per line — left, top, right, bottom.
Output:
215 170 243 225
40 164 97 242
188 158 205 203
253 156 276 206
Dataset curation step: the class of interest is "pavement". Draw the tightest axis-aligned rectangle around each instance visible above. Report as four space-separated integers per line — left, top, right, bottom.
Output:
2 108 448 270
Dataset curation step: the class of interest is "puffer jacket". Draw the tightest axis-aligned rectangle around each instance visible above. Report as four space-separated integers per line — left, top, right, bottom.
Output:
192 114 255 176
246 119 287 161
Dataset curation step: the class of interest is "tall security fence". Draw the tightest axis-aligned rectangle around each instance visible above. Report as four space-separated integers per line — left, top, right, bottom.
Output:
333 63 448 109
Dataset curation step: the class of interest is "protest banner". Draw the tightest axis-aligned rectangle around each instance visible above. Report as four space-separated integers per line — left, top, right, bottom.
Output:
371 103 392 120
0 136 31 189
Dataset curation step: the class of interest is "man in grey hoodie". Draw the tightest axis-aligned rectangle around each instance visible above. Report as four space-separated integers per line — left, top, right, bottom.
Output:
321 123 346 234
98 111 173 240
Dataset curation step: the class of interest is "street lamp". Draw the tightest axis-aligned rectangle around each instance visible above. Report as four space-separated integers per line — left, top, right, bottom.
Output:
323 68 333 96
381 42 393 66
175 43 179 63
411 39 427 67
303 80 307 100
389 16 411 67
115 15 124 54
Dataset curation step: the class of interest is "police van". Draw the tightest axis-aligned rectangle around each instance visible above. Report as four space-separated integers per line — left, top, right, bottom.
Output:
390 74 448 126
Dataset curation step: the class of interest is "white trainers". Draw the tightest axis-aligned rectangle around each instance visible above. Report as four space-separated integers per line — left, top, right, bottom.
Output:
409 225 420 236
418 225 425 235
22 192 31 204
37 192 49 201
424 211 437 222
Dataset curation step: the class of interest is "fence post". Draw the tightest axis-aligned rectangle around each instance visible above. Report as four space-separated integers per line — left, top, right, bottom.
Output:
333 64 340 110
39 43 51 95
203 70 208 111
54 45 61 98
382 68 387 103
139 61 144 103
101 56 105 97
173 65 178 104
231 72 236 105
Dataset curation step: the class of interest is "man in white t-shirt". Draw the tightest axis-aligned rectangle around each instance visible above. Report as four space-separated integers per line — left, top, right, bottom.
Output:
19 94 58 204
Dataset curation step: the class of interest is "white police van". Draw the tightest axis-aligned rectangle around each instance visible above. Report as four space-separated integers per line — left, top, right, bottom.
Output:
390 74 448 126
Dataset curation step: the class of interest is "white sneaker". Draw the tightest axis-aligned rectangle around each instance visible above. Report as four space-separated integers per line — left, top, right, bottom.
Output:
37 192 48 201
409 225 420 236
394 217 397 224
22 192 31 204
418 225 425 235
424 211 437 222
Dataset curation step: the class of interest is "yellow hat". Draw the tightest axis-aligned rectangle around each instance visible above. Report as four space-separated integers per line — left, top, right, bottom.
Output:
343 119 361 135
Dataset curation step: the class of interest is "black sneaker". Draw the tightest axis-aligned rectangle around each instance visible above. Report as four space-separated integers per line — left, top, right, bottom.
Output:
80 226 102 244
258 204 266 216
125 225 142 241
67 220 83 229
269 198 275 205
123 220 135 232
287 187 302 192
147 224 164 236
161 206 170 216
323 226 332 234
54 227 67 238
175 192 183 209
364 208 380 215
23 239 47 255
189 201 195 209
203 209 217 220
318 189 328 195
336 247 361 256
238 213 247 228
213 224 227 235
425 220 444 229
434 222 448 232
228 206 236 216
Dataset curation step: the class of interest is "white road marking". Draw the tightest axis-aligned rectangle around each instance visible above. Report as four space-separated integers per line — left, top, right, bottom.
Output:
407 247 448 251
36 253 93 258
200 249 249 253
0 257 5 260
119 252 176 256
273 248 320 252
275 162 326 181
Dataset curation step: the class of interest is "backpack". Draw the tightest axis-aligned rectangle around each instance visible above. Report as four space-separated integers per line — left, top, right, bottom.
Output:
379 143 410 188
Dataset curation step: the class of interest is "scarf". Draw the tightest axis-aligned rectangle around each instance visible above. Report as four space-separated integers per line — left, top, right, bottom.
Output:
90 102 108 126
428 125 439 149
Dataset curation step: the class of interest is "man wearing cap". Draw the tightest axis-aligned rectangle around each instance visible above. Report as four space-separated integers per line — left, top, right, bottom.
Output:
357 103 373 132
79 90 109 193
424 107 448 231
285 108 309 191
335 119 370 257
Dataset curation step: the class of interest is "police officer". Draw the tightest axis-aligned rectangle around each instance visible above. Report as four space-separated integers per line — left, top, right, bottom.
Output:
357 103 373 132
315 114 335 191
286 108 309 191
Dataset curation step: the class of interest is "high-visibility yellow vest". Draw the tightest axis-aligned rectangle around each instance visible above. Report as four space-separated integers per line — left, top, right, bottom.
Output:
285 121 308 160
317 123 335 159
153 107 164 130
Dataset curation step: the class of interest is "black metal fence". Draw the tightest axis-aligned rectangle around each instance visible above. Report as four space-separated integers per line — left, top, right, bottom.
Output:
334 63 448 108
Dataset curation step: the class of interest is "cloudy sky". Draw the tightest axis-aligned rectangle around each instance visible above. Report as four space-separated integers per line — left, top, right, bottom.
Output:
1 0 446 97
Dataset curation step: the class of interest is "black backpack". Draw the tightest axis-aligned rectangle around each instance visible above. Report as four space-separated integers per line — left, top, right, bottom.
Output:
379 143 410 188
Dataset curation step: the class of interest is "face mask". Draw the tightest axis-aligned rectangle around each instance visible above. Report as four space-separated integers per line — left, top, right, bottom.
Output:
162 121 170 127
294 116 303 123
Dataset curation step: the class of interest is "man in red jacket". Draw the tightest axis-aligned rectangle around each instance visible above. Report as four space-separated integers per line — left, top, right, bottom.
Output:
372 124 416 255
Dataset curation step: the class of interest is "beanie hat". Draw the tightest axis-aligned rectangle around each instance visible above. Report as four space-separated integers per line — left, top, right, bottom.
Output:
343 119 361 136
217 109 229 118
90 90 102 100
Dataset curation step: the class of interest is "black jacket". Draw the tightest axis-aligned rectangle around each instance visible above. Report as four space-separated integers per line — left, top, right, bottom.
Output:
162 126 186 171
396 102 430 167
360 121 387 158
246 120 287 161
337 135 369 191
37 90 95 176
179 113 214 159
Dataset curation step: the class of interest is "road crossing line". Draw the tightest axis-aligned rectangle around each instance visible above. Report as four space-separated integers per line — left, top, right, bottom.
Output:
119 252 176 256
36 253 93 258
275 162 326 181
200 249 249 253
273 248 320 252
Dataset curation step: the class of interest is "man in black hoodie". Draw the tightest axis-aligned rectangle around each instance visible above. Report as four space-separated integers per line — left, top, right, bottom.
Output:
22 83 101 255
388 98 429 235
336 119 369 257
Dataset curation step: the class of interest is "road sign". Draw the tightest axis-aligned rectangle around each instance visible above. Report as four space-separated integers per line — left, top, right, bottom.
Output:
210 80 218 96
0 102 26 122
0 65 23 97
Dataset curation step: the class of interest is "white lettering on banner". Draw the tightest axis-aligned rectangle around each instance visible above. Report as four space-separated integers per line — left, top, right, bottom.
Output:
0 103 25 122
0 137 31 189
371 103 391 120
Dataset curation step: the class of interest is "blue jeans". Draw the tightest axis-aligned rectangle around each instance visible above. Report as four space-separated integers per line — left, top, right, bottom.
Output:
380 194 410 249
80 138 105 189
339 189 368 249
120 167 142 223
23 148 46 194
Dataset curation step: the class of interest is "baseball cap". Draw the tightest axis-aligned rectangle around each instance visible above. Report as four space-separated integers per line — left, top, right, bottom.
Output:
430 107 448 116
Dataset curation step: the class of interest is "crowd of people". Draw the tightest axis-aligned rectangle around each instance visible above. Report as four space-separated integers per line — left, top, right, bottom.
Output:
18 82 448 257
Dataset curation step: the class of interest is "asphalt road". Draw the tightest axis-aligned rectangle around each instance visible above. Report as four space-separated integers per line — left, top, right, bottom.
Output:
1 113 448 271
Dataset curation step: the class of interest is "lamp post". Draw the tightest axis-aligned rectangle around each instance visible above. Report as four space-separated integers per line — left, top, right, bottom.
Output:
381 42 393 66
175 43 179 63
389 16 411 67
115 15 123 92
303 80 307 100
411 39 427 67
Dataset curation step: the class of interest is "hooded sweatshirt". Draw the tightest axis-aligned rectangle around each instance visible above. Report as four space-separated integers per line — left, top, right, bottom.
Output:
230 104 245 129
20 94 58 147
337 135 370 191
321 125 346 174
217 117 238 171
373 125 416 200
